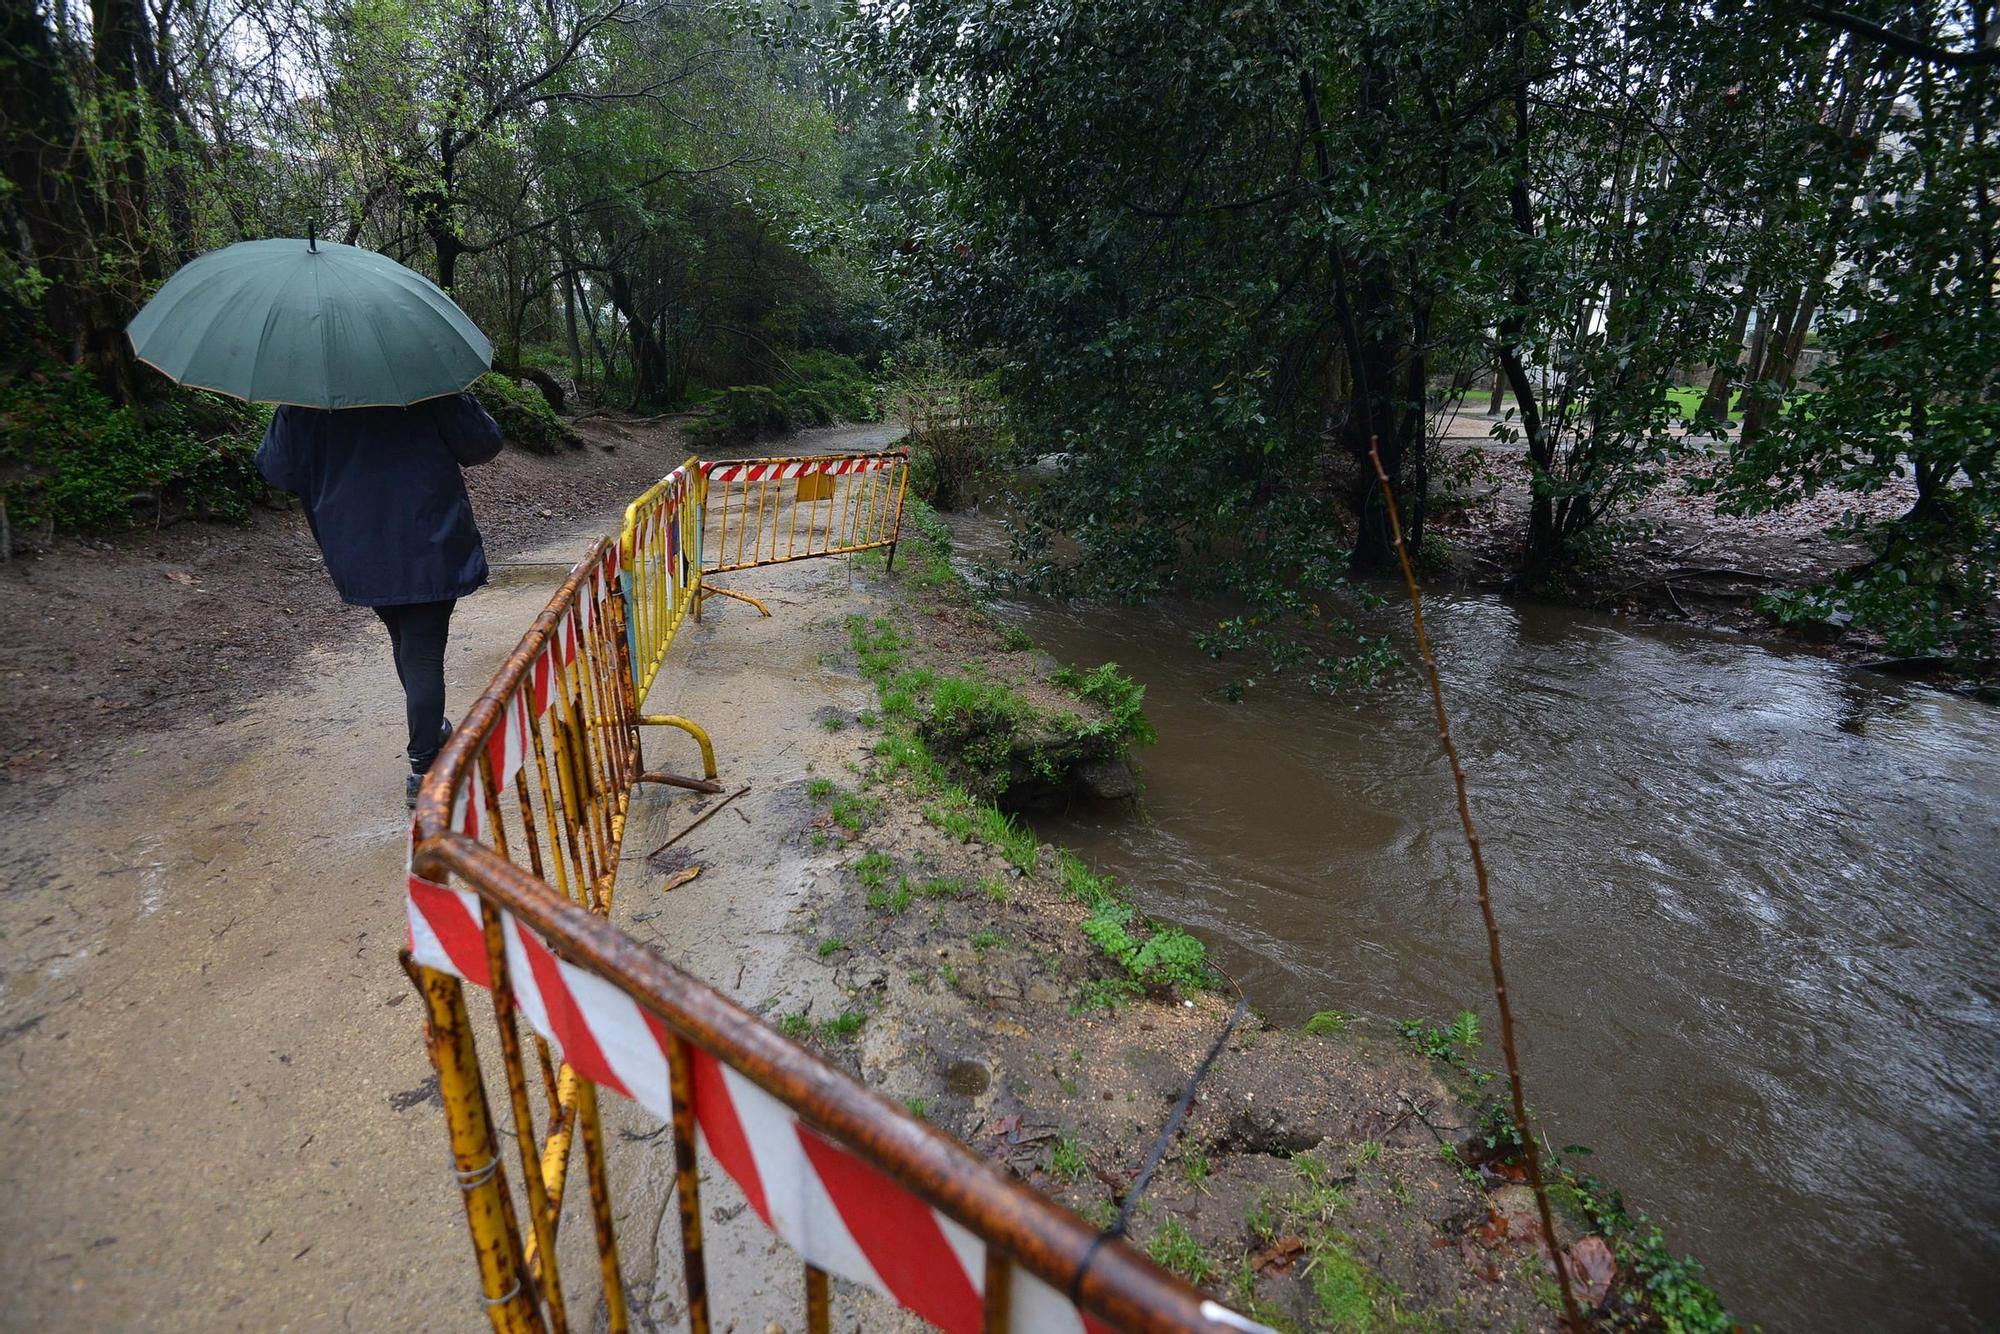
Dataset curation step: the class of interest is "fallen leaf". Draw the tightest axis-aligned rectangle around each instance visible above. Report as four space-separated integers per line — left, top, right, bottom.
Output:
1568 1235 1617 1307
1251 1235 1305 1276
658 865 702 892
166 571 196 586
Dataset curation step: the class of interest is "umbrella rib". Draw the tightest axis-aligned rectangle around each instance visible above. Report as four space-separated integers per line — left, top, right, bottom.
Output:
325 255 416 406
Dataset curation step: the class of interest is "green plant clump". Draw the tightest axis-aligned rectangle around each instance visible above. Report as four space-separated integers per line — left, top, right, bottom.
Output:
1303 1010 1349 1036
0 367 267 539
469 371 576 454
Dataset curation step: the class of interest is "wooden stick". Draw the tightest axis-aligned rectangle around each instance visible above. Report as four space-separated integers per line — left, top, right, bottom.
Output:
1366 439 1582 1331
643 785 750 860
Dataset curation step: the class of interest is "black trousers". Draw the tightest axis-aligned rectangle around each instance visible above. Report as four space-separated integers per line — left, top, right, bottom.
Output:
374 599 456 773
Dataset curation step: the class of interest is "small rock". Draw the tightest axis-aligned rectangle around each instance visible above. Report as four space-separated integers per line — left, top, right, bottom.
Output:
1075 758 1137 801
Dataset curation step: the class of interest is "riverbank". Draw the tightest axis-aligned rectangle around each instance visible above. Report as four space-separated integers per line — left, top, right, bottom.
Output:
658 499 1735 1331
1424 411 1989 689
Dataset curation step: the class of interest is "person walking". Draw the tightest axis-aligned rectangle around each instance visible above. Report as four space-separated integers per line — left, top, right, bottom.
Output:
255 392 504 805
125 238 504 804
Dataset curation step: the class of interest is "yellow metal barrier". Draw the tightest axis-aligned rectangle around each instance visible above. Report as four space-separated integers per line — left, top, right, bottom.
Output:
699 451 910 576
617 459 720 781
404 452 1257 1333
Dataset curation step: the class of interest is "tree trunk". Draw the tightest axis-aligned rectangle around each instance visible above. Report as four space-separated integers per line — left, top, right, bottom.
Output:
91 0 152 265
2 1 143 399
562 273 584 386
1699 276 1760 421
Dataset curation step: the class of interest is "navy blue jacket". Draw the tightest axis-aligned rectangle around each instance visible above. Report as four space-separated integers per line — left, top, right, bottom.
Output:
256 393 503 607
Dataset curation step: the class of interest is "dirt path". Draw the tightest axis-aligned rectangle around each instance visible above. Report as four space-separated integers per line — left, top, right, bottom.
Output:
0 419 902 1331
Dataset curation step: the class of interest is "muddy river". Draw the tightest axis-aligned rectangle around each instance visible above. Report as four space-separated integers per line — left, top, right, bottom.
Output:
947 514 2000 1332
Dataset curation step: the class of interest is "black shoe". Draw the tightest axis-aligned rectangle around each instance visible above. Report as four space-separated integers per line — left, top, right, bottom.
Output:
406 720 455 810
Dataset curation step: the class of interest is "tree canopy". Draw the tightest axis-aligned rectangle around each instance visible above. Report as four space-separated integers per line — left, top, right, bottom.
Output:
866 0 1998 673
4 0 1993 667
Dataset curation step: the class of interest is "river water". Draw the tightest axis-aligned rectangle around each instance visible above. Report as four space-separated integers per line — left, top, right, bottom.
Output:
946 514 2000 1332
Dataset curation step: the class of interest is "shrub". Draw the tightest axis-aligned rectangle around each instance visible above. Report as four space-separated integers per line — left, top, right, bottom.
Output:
470 371 576 454
686 353 881 448
1053 662 1157 747
0 364 266 544
686 384 794 449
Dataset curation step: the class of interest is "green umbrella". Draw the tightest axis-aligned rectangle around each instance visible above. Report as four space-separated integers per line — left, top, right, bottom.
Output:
126 238 491 409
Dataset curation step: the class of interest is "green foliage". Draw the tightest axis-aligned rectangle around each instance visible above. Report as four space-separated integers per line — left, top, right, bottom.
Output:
685 356 883 448
807 777 835 802
1052 662 1157 747
1396 1011 1490 1082
1080 899 1212 996
890 370 1007 511
1054 849 1116 908
1304 1232 1376 1330
816 937 847 957
975 804 1039 873
851 850 895 891
828 790 881 833
1145 1217 1214 1287
469 373 574 454
1302 1010 1349 1037
1707 42 2000 667
867 876 915 914
686 385 795 448
969 928 1003 952
896 498 964 598
1569 1173 1735 1334
819 1009 866 1041
1448 1009 1481 1052
924 800 976 841
1048 1134 1086 1182
0 368 265 538
867 0 2000 680
784 350 881 423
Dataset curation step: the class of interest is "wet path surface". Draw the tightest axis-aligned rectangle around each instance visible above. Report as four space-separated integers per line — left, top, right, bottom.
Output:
0 422 899 1331
949 513 2000 1332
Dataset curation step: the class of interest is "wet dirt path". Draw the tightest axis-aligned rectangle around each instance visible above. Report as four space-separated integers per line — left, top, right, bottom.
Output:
0 423 902 1331
0 542 610 1330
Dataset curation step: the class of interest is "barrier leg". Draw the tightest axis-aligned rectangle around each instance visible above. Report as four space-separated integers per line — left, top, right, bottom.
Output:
666 1033 710 1334
983 1251 1012 1334
696 584 772 618
403 955 543 1334
576 1077 630 1334
636 714 718 782
805 1264 830 1334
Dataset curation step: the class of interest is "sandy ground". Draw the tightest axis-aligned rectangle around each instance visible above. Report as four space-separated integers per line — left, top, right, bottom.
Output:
0 420 904 1331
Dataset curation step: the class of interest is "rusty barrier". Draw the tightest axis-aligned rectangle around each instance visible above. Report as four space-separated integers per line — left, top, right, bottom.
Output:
404 451 1267 1333
616 460 719 787
698 451 909 577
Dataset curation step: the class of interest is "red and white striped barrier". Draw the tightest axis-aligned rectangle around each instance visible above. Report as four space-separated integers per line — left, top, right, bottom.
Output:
701 454 900 484
411 868 1265 1331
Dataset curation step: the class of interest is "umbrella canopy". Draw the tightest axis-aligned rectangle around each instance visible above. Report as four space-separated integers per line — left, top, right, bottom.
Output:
126 238 491 409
